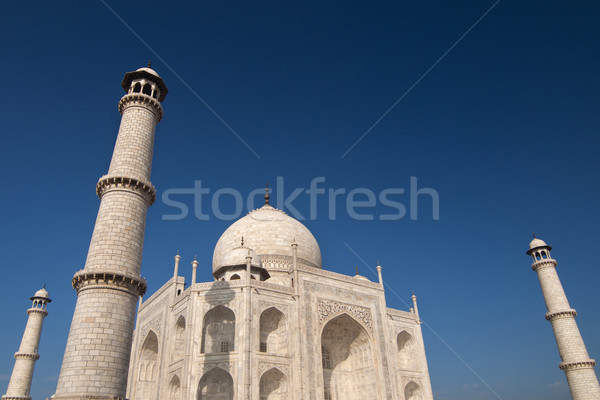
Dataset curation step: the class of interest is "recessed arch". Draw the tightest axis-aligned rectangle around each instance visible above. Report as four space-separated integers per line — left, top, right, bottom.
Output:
201 305 235 354
142 83 152 96
404 381 423 400
197 367 233 400
169 375 181 400
138 330 158 382
230 274 241 280
175 315 186 339
397 331 418 370
172 316 186 362
259 307 287 354
259 367 288 400
320 313 377 400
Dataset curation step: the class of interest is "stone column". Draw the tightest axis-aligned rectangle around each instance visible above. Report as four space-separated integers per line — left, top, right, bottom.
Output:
53 65 168 400
3 287 51 400
528 237 600 400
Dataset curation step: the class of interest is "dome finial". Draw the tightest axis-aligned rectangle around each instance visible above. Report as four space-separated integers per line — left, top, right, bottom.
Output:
43 283 46 289
533 232 536 238
355 265 359 276
147 60 152 68
264 182 270 205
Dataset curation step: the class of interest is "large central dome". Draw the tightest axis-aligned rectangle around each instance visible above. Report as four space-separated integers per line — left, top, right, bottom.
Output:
212 204 322 273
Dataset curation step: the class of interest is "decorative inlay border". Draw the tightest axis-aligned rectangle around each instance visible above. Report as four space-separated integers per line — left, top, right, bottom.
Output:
401 375 424 388
545 309 577 320
258 300 289 316
139 313 163 342
198 361 236 376
258 362 290 377
203 298 237 312
96 175 156 206
317 299 373 333
559 359 596 370
72 270 147 297
119 93 163 121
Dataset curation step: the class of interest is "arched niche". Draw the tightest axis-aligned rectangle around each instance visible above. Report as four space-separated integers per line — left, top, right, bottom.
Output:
259 307 287 355
404 381 423 400
135 330 159 400
201 305 236 354
197 367 234 400
139 330 159 382
169 375 181 400
320 313 377 400
172 315 186 362
397 331 418 370
259 368 288 400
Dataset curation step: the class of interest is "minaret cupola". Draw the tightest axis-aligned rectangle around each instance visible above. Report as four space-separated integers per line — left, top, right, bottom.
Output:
121 61 168 101
526 235 552 262
30 285 51 310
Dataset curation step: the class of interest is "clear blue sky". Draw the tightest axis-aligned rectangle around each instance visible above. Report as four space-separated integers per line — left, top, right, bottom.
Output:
1 1 599 399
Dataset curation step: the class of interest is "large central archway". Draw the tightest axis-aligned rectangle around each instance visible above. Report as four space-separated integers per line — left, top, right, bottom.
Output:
320 313 377 400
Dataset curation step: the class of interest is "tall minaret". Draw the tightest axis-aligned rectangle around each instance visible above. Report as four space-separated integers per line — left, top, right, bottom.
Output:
527 236 600 399
54 64 167 399
3 286 51 400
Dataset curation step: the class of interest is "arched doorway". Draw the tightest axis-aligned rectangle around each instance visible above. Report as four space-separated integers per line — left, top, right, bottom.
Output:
259 307 287 355
136 330 159 399
201 305 235 354
404 381 423 400
320 314 377 400
259 368 288 400
197 367 234 400
397 331 418 370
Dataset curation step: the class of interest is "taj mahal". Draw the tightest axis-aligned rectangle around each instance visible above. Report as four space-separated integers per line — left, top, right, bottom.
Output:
2 64 599 400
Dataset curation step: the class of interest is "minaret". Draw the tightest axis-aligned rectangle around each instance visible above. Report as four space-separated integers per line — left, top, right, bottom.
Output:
54 64 167 399
527 236 600 399
3 286 51 400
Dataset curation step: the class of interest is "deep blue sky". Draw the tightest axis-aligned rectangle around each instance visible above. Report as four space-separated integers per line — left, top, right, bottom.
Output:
1 1 599 399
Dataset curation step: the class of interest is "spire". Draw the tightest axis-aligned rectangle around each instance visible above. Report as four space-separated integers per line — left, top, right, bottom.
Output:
147 60 152 68
264 182 270 205
533 232 536 238
355 266 359 276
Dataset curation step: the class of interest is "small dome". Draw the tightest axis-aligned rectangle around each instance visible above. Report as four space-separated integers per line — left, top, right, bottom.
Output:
31 286 51 302
213 204 321 273
219 247 262 269
529 238 548 250
135 67 160 78
353 274 370 281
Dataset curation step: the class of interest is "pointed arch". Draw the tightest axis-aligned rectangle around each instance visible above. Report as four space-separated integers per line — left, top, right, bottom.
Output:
172 315 186 362
197 367 233 400
259 307 287 355
397 331 418 370
320 313 377 400
169 375 181 400
259 367 288 400
138 330 159 382
201 305 236 354
404 381 423 400
175 315 186 339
